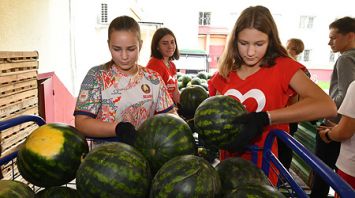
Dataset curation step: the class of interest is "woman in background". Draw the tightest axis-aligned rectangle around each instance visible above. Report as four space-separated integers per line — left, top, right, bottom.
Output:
146 27 180 104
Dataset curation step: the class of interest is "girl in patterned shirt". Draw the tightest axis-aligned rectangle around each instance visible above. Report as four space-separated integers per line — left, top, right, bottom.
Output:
74 16 176 144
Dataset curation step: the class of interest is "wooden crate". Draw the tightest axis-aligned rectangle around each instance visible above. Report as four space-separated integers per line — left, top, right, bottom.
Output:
0 51 40 159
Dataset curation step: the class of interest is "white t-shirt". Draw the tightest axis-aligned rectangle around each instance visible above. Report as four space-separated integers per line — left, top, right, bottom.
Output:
336 81 355 177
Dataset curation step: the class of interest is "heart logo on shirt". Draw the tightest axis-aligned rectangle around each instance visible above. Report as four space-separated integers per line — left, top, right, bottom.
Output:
224 89 266 112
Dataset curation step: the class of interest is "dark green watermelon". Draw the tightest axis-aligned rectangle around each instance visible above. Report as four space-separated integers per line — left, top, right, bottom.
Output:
0 180 35 198
17 123 89 187
194 95 247 150
179 85 209 119
181 75 192 87
215 157 270 195
134 113 196 174
76 142 151 198
224 183 286 198
190 77 202 85
36 186 79 198
196 71 208 80
150 155 221 197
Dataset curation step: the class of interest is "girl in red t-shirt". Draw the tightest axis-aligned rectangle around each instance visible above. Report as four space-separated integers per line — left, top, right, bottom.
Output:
146 28 180 104
208 5 337 184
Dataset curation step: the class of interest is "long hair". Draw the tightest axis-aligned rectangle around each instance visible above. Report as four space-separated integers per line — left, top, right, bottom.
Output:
218 5 288 78
105 15 142 69
150 27 180 60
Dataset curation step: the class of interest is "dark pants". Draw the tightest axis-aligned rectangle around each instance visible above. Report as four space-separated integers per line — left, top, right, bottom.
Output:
310 132 340 198
278 122 298 170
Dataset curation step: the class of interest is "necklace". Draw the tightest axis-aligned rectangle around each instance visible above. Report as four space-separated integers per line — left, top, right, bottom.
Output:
164 61 170 68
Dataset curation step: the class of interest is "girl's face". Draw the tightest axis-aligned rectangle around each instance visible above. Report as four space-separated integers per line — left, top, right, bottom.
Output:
286 42 298 59
158 34 176 59
108 30 140 74
237 28 269 67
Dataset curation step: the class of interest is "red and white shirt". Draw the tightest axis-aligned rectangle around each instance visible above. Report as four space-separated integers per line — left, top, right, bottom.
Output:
209 57 303 168
146 57 178 101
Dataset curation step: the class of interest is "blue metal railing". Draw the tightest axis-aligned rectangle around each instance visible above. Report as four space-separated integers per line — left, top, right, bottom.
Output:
262 129 355 198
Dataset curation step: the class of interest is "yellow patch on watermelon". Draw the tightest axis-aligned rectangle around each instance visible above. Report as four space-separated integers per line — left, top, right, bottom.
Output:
25 125 64 158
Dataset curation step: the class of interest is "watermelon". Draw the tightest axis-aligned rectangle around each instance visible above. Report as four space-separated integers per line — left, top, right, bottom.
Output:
150 155 221 197
190 77 202 85
197 146 219 163
215 157 270 195
224 183 286 198
179 85 209 119
134 113 196 174
194 95 247 150
36 186 79 198
196 71 208 80
181 75 192 87
0 180 35 198
76 142 151 198
17 123 89 187
177 72 183 79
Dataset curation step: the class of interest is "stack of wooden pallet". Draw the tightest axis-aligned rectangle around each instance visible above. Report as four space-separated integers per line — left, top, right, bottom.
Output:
0 51 40 180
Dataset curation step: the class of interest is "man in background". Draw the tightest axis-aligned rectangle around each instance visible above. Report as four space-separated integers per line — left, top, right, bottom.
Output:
310 16 355 198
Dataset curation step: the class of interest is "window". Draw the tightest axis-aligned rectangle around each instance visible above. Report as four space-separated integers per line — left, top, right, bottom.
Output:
199 12 211 25
99 3 108 24
303 49 311 62
299 16 315 29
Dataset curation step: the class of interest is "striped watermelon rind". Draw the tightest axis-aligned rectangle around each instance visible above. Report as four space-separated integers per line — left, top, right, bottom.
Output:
135 113 196 174
17 123 89 187
0 180 35 198
216 157 270 195
36 186 79 198
179 85 209 119
76 142 151 198
224 183 286 198
194 95 247 149
150 154 221 197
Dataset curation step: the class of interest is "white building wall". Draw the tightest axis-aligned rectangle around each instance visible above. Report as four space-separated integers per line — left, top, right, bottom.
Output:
1 0 354 95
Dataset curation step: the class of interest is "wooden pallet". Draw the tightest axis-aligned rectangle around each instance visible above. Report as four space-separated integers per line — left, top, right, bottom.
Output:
0 123 38 157
0 79 37 98
0 62 38 85
0 51 39 166
0 51 39 64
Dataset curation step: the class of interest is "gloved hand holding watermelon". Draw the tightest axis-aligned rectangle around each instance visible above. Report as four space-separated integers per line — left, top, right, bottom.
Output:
226 112 270 152
115 122 137 146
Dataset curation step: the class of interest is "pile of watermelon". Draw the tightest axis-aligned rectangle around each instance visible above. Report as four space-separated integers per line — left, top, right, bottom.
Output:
1 94 287 197
177 71 212 92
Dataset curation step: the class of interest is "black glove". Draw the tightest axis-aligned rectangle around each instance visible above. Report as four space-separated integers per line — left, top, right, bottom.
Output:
115 122 137 146
225 112 270 153
289 122 298 135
